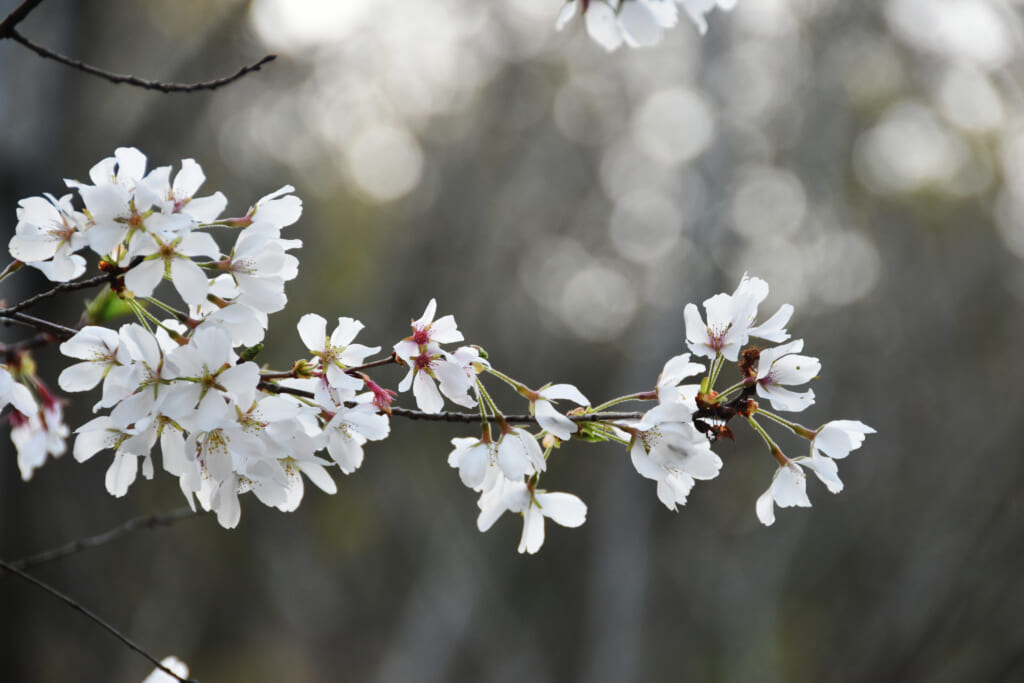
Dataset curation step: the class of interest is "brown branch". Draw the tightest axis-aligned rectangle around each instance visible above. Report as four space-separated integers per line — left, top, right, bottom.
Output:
1 267 126 316
257 381 644 424
0 558 197 683
6 28 276 93
0 0 46 37
0 309 78 339
10 507 201 572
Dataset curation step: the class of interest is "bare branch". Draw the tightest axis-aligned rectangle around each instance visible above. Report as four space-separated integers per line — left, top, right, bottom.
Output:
1 268 124 316
0 0 47 37
0 558 198 683
257 381 644 424
7 28 276 93
0 309 78 339
10 507 201 571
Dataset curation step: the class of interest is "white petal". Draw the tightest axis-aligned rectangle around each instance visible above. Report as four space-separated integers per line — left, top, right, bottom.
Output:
58 362 106 392
124 260 165 298
755 488 776 526
169 258 211 306
412 370 444 413
620 2 663 47
297 313 328 352
535 399 576 441
519 505 546 554
556 0 579 31
105 452 138 497
584 1 625 51
535 492 587 527
539 383 589 405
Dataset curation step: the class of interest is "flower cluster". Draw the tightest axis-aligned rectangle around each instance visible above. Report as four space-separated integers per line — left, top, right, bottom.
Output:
556 0 737 51
2 149 874 552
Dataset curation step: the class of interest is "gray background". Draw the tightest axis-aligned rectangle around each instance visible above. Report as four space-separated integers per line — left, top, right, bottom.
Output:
1 0 1022 681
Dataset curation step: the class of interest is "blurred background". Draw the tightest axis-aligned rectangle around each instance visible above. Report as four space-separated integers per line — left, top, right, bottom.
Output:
2 0 1023 680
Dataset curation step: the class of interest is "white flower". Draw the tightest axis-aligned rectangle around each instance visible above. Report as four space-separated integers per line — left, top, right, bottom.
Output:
557 0 725 51
135 158 227 231
0 365 36 416
813 420 875 459
557 0 625 52
684 275 791 362
496 427 547 480
755 460 811 526
68 147 151 256
448 435 501 491
321 393 391 473
755 340 820 412
477 478 587 554
655 353 705 407
297 313 379 391
620 0 679 47
394 299 464 361
246 185 303 235
532 383 589 441
8 193 88 282
121 230 220 306
58 326 122 394
629 402 722 510
786 420 876 497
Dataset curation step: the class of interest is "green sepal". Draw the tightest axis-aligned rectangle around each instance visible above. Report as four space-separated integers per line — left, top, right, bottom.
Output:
83 289 135 324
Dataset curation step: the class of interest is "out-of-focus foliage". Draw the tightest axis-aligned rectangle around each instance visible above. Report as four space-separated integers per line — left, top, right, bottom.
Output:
2 0 1024 681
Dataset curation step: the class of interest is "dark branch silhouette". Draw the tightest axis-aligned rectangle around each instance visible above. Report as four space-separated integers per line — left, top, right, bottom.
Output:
0 558 198 683
10 507 201 571
0 309 77 338
0 0 276 93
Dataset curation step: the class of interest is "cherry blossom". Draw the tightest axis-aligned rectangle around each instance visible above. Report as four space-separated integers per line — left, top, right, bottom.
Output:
629 402 722 510
0 365 37 417
8 193 88 282
531 383 589 441
756 460 811 526
754 340 820 412
477 478 587 554
297 313 379 391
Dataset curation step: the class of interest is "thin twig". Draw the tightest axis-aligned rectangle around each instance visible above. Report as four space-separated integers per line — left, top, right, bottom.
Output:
1 269 121 315
388 407 646 424
10 507 201 571
0 0 46 37
257 381 644 423
346 353 400 374
0 309 78 339
0 558 197 683
8 29 276 93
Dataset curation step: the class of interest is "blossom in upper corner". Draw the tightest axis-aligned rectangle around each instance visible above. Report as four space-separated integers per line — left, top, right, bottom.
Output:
754 339 820 412
477 478 587 554
555 0 734 51
557 0 680 51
